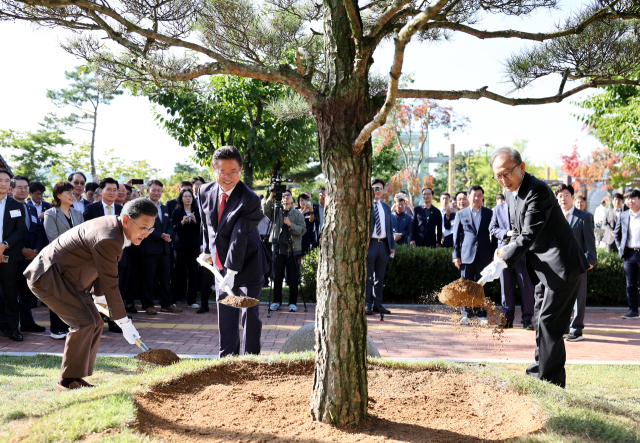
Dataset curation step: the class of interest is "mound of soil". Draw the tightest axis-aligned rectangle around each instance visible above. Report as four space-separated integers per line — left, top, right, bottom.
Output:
220 295 260 308
135 349 181 366
439 278 486 308
135 361 542 442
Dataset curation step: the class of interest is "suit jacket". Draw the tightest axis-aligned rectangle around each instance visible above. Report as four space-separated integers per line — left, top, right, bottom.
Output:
452 206 493 265
603 207 621 247
502 172 588 290
614 210 638 258
27 199 52 213
166 199 178 218
19 202 44 252
569 208 597 267
24 216 128 321
489 202 525 262
411 204 443 247
369 200 395 252
171 207 202 250
1 197 27 263
43 207 84 243
199 181 268 286
138 203 173 255
83 201 122 221
391 211 412 246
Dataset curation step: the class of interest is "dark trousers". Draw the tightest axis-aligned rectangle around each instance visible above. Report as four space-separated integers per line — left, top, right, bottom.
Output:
13 260 37 326
500 259 535 323
366 240 390 308
273 253 300 305
216 275 263 357
118 250 135 306
459 255 490 317
605 242 618 254
569 273 588 333
527 272 582 388
200 267 214 308
0 261 20 330
174 248 200 305
139 253 172 308
442 234 453 248
623 249 640 313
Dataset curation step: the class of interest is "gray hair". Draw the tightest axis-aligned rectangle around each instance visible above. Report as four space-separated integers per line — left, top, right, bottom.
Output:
489 147 522 168
122 197 158 220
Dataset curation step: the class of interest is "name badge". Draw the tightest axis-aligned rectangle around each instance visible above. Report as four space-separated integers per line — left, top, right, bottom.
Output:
164 213 169 217
31 215 38 224
9 209 21 218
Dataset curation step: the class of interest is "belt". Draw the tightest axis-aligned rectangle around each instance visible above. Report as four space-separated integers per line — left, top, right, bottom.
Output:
626 247 640 252
371 238 387 242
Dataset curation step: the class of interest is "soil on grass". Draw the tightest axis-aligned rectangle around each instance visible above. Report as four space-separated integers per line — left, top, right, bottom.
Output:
135 361 543 442
220 295 260 308
135 349 181 366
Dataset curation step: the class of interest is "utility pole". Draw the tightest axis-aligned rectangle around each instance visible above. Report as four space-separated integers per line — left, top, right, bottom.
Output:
448 143 455 194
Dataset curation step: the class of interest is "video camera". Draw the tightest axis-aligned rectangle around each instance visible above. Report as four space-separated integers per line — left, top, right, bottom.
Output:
271 171 293 202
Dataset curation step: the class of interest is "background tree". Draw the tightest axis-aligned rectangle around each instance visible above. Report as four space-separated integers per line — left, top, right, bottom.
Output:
4 0 640 426
149 76 318 188
371 132 402 184
47 66 123 182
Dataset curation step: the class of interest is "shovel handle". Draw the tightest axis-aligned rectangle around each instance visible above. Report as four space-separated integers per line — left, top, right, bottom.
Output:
197 256 235 298
135 338 149 352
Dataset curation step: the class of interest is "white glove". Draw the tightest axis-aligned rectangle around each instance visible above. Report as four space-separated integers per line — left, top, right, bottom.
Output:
220 269 237 291
114 317 140 345
93 295 107 306
480 259 508 284
495 242 515 260
199 253 212 263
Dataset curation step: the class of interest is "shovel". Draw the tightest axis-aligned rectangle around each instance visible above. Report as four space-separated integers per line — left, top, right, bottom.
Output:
94 302 151 352
197 256 259 308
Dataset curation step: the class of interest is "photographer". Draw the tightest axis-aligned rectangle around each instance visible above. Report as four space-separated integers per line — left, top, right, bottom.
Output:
263 188 306 312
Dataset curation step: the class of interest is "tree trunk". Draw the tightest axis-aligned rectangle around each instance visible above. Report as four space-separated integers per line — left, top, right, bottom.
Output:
310 98 373 426
90 100 98 182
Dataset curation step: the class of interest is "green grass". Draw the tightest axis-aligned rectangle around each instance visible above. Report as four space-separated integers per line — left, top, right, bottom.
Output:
0 354 637 442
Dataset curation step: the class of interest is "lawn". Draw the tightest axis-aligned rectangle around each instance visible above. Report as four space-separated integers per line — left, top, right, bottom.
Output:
0 354 637 442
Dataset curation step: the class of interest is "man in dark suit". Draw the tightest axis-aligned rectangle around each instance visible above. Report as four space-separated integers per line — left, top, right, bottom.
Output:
452 185 493 323
83 178 122 221
614 188 640 320
313 187 325 233
365 178 395 316
440 192 455 248
167 180 194 302
68 172 90 214
410 187 442 248
85 182 99 204
137 180 180 315
556 184 597 342
391 194 411 246
28 181 51 220
482 147 589 388
199 146 269 357
603 193 624 253
0 169 27 341
489 199 535 329
9 176 46 334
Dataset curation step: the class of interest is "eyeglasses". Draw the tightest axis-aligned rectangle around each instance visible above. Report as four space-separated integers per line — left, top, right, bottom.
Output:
215 170 240 178
373 186 383 192
72 181 85 186
130 218 155 235
493 162 521 181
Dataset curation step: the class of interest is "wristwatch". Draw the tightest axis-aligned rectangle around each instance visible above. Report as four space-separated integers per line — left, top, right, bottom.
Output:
2 241 8 250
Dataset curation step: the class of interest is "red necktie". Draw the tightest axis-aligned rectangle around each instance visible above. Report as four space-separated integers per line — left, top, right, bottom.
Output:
215 193 228 270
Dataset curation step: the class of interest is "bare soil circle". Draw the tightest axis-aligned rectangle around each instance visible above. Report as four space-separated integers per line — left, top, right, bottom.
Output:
135 361 543 442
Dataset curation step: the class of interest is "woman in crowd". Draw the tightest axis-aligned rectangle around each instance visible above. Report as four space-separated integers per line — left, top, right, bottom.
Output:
297 194 318 255
42 182 84 340
171 188 202 308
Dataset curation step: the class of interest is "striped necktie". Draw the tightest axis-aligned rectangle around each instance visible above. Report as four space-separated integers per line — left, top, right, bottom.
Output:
373 201 382 236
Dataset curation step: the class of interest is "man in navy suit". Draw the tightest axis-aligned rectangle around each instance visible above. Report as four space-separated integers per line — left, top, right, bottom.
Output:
68 172 91 214
489 199 535 329
391 194 411 246
365 178 395 316
440 192 455 248
138 180 181 315
8 176 45 334
453 185 493 323
27 181 51 220
615 188 640 320
199 146 269 357
83 178 122 221
556 184 597 341
410 187 442 248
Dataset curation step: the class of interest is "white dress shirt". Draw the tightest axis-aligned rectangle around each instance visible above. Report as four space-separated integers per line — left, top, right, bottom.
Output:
470 206 482 231
32 201 44 215
102 201 116 216
371 199 387 239
122 227 132 249
628 210 640 248
218 184 237 214
72 196 85 213
442 208 453 237
0 195 7 241
563 206 575 225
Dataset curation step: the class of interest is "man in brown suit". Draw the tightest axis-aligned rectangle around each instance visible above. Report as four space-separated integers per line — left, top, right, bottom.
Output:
24 198 158 391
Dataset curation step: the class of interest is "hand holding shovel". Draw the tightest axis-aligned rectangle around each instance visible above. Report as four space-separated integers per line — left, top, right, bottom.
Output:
197 254 259 308
92 296 150 352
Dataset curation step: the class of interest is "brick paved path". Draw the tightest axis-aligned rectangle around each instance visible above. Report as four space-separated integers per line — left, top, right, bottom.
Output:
2 303 638 362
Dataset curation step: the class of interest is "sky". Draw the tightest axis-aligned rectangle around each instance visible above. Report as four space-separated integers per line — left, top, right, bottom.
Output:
0 0 601 178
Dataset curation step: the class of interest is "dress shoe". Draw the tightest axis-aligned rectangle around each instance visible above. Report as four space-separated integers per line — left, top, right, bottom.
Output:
503 320 513 329
145 307 158 315
9 330 23 341
125 305 138 314
373 306 391 314
565 332 584 342
74 378 95 388
56 381 82 391
365 308 373 315
161 305 183 313
196 306 209 314
622 310 639 319
523 321 534 331
108 321 122 333
20 324 46 333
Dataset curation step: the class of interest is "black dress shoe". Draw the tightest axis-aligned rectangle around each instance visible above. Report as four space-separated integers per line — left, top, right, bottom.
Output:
365 308 373 316
108 321 122 334
9 330 23 341
125 305 138 314
20 324 46 333
196 307 209 314
523 320 534 331
373 306 391 314
504 320 513 328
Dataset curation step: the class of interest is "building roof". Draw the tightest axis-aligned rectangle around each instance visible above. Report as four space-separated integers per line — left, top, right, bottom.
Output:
0 154 11 174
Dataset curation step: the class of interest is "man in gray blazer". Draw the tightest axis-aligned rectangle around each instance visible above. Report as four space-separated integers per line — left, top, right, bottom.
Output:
556 184 597 342
603 193 624 253
365 178 395 316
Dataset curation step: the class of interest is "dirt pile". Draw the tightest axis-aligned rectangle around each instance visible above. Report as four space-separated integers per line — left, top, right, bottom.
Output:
220 295 259 308
135 361 543 442
439 278 486 308
135 349 181 367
